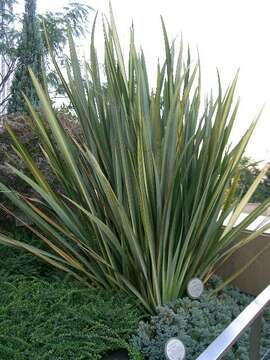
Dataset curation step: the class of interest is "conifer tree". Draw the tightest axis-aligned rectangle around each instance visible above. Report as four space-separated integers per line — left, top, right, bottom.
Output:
7 0 43 113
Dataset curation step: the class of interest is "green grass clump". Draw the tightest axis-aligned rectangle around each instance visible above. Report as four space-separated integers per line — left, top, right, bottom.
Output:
0 228 142 360
2 7 270 313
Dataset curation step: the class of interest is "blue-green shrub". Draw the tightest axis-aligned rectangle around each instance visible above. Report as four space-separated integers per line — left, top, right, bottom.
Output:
130 277 270 360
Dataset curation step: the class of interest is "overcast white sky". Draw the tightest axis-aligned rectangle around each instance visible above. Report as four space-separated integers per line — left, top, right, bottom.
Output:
16 0 270 162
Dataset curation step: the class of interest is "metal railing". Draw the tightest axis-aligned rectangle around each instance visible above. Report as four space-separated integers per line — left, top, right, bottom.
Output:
196 284 270 360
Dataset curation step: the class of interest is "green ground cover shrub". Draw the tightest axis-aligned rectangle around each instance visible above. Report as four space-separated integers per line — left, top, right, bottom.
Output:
0 228 142 360
131 276 270 360
0 227 61 278
1 229 269 360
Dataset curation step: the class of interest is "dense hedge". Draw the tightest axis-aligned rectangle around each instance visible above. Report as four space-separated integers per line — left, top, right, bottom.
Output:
131 276 270 360
0 229 142 360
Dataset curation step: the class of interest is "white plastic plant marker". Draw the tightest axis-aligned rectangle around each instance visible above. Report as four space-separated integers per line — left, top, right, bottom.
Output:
187 278 204 299
165 338 186 360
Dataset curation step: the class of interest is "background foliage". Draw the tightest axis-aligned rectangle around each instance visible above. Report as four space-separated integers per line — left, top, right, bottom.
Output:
7 0 44 113
237 156 270 203
0 0 92 113
0 0 19 109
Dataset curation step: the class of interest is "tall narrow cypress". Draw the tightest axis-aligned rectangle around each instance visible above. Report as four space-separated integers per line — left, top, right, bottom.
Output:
7 0 43 113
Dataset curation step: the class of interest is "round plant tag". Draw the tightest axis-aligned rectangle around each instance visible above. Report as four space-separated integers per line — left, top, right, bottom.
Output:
187 278 204 299
165 338 186 360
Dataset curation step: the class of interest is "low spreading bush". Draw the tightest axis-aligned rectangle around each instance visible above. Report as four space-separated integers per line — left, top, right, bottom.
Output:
1 229 270 359
0 228 142 360
0 114 54 191
0 114 40 223
0 227 61 278
130 276 270 360
0 112 79 224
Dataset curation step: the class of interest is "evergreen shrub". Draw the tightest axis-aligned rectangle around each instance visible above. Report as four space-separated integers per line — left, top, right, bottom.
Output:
131 277 270 360
0 229 142 360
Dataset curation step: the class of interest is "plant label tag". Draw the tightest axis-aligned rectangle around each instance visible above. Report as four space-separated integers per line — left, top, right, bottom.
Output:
187 278 204 299
165 338 186 360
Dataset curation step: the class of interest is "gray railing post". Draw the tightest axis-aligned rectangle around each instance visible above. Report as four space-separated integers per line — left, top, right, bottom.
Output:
250 315 262 360
195 285 270 360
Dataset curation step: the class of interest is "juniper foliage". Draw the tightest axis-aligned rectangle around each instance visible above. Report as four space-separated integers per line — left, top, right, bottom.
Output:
131 277 270 360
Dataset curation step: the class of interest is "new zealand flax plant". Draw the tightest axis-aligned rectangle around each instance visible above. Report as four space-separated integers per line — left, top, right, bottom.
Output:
1 6 270 313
